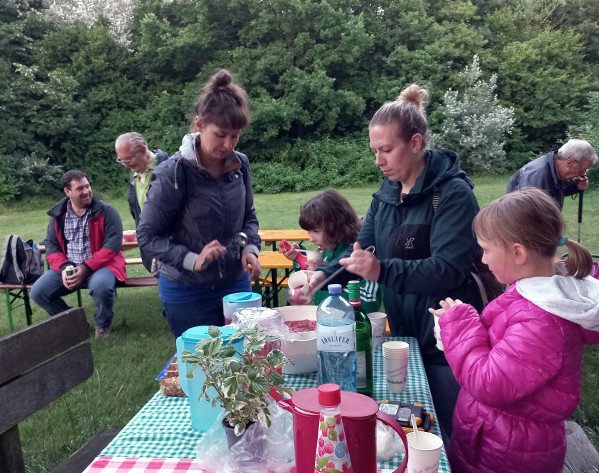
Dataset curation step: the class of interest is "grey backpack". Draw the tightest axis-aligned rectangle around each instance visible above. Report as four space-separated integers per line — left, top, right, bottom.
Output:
0 235 44 284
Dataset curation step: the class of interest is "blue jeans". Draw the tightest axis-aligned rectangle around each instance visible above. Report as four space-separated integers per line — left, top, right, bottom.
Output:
31 268 116 329
160 274 252 337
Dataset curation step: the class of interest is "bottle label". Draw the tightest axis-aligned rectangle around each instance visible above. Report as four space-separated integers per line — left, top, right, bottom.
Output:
356 351 366 388
317 323 356 352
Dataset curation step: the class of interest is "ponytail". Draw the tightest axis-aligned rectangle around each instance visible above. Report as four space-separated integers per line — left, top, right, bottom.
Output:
562 239 593 279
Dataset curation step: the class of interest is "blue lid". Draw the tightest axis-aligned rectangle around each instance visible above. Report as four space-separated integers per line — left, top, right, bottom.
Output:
181 325 238 344
223 292 262 303
328 284 342 294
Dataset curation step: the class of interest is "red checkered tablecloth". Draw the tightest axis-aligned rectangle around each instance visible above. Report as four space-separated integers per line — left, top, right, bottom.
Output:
83 457 204 472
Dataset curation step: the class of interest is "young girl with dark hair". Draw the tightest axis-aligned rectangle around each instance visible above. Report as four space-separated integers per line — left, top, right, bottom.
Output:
430 187 599 473
137 69 261 337
280 188 382 312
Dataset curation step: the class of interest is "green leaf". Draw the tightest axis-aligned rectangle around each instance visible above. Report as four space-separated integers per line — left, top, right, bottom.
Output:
327 428 338 441
249 375 271 394
316 456 331 469
319 421 326 430
222 375 239 397
208 326 222 338
325 417 337 426
269 371 285 386
266 349 286 365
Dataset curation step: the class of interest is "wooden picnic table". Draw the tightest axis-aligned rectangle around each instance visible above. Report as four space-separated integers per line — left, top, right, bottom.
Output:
258 229 309 251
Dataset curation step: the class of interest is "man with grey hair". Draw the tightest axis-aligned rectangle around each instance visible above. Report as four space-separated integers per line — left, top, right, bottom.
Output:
115 132 169 271
507 139 598 209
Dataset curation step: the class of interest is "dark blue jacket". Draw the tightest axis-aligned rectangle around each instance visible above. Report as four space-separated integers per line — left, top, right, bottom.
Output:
506 150 579 209
136 134 260 289
319 149 482 363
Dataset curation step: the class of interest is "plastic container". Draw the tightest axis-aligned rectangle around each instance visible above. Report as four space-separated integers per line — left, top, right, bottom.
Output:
176 326 243 431
279 387 409 473
222 292 262 324
315 384 353 473
278 305 318 374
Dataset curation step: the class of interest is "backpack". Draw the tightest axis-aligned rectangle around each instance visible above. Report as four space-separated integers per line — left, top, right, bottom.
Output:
432 186 505 307
0 235 44 285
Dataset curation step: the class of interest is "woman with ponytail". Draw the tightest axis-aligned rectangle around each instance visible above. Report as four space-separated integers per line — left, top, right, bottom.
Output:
308 83 483 442
137 69 261 337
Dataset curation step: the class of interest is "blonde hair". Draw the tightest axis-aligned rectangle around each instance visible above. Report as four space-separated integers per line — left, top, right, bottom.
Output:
369 83 432 148
473 187 592 278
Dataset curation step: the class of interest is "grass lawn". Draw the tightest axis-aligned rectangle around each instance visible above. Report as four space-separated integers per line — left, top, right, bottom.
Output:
1 174 598 471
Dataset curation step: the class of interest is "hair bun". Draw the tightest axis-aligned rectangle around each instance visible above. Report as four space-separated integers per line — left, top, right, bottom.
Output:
398 83 428 110
209 69 232 91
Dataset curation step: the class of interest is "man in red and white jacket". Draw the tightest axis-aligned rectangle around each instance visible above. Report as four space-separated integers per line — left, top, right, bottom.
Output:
31 170 126 338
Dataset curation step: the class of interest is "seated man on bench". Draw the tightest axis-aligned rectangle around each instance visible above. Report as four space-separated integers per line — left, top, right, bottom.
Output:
31 170 126 339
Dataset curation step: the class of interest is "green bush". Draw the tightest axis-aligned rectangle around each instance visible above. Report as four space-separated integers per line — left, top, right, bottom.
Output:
251 136 381 193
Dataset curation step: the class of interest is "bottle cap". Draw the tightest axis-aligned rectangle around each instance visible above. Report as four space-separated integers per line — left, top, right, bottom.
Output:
318 383 341 406
347 280 360 302
327 284 342 295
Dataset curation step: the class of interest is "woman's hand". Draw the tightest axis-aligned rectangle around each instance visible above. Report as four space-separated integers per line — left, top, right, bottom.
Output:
193 240 227 271
242 252 261 281
305 270 326 292
339 242 380 281
428 297 464 318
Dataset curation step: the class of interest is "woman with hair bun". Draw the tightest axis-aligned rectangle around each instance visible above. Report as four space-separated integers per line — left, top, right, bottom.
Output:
309 83 484 442
137 69 261 337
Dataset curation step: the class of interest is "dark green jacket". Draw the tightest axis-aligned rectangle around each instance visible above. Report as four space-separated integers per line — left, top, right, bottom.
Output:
320 149 483 363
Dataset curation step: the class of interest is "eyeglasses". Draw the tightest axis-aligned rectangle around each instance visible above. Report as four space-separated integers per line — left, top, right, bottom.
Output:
116 156 135 166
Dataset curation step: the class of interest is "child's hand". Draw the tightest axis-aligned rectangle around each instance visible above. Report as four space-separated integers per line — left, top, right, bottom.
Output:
279 240 300 261
428 297 464 318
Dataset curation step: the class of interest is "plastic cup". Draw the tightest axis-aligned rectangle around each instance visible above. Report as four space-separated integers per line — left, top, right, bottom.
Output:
382 341 409 393
406 431 443 473
433 315 444 351
305 250 323 270
367 312 387 346
286 271 312 305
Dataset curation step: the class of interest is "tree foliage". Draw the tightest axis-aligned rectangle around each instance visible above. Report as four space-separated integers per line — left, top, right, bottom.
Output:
433 55 514 174
0 0 598 201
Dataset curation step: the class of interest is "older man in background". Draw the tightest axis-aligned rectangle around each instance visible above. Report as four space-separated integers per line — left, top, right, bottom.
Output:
507 139 597 209
115 132 169 272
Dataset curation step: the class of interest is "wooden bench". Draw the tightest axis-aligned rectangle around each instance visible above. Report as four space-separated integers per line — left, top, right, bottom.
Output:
563 421 599 472
0 308 118 473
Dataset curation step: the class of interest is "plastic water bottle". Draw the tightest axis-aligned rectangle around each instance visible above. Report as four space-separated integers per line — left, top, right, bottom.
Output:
317 284 357 392
315 383 354 473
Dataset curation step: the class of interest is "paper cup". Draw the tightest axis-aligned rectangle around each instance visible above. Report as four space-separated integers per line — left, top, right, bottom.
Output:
306 250 323 270
433 315 444 351
288 271 308 289
383 345 409 393
286 271 312 305
406 431 443 473
367 312 387 346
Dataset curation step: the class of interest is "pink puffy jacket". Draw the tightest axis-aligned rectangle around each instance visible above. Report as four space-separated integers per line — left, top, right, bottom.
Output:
440 283 599 473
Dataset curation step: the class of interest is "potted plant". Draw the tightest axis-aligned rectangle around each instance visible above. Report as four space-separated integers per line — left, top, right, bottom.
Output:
181 324 294 444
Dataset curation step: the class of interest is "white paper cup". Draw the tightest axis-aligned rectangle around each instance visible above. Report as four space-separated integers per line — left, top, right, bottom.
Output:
406 431 443 473
288 271 308 289
383 350 409 393
433 315 444 351
367 312 387 346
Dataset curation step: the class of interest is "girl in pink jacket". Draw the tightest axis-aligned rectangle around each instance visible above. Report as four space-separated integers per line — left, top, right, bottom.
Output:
429 187 599 473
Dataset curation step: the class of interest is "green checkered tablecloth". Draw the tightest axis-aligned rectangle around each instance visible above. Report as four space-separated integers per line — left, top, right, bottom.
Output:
101 337 450 472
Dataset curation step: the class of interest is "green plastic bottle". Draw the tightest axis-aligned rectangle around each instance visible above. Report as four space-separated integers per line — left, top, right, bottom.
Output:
348 280 373 397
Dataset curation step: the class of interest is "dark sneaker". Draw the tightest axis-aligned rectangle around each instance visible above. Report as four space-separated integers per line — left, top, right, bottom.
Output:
95 326 111 339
